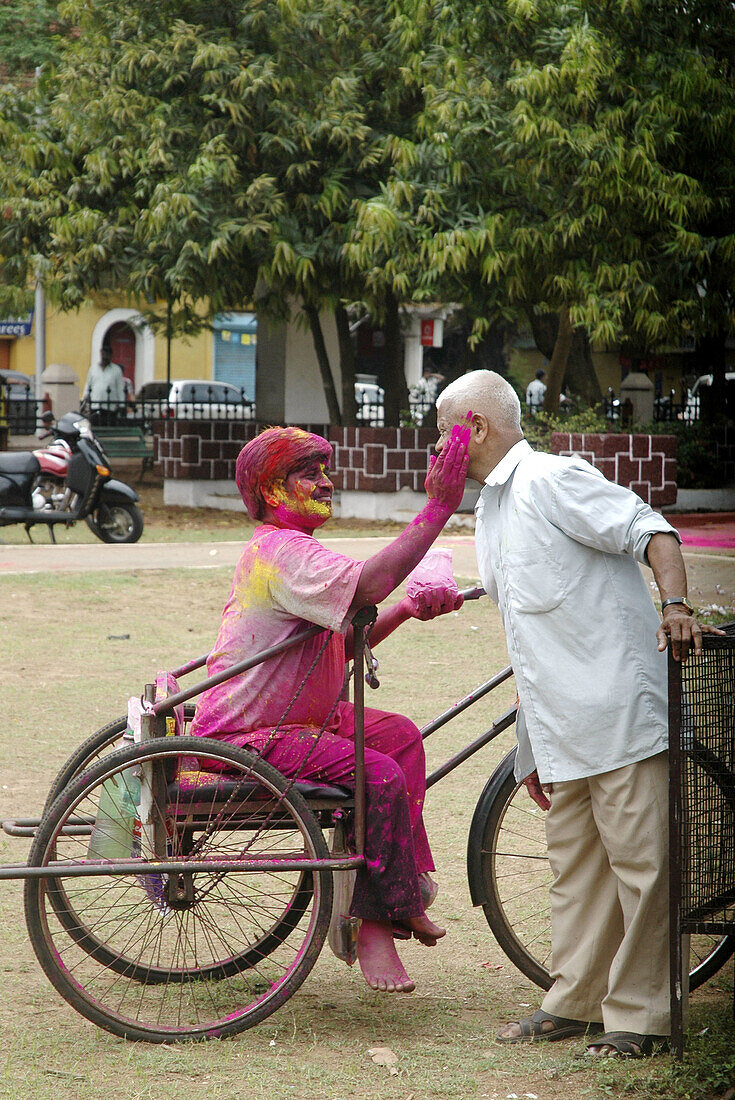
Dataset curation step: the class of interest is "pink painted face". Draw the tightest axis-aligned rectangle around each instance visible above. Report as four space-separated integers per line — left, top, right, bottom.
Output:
265 457 334 533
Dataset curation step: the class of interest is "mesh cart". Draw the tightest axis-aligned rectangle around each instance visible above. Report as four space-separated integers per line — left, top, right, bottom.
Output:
669 623 735 1057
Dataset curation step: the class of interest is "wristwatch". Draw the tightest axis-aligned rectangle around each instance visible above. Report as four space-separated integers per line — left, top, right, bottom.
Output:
661 596 694 614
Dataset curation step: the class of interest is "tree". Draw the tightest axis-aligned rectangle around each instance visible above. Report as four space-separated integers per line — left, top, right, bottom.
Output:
0 0 69 81
372 0 734 414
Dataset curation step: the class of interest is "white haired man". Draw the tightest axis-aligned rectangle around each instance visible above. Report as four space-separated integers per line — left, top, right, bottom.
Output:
436 369 723 1058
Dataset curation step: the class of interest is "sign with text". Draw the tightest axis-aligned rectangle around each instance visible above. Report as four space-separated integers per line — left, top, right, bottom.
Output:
420 318 443 348
0 313 33 337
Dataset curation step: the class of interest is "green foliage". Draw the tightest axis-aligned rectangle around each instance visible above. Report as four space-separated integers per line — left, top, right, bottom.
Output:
0 0 69 79
589 1003 735 1098
524 405 611 451
645 420 732 489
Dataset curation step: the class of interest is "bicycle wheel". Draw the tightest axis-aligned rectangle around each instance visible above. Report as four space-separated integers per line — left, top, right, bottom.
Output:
43 706 198 813
467 747 735 992
25 737 333 1043
42 716 315 985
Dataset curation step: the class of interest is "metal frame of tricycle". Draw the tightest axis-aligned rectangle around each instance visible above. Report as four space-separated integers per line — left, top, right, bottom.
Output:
0 586 516 884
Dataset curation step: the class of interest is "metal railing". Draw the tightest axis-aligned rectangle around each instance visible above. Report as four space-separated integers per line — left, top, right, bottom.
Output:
0 383 47 435
84 386 255 430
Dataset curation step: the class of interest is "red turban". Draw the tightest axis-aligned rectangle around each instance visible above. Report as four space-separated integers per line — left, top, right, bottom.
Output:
235 427 333 520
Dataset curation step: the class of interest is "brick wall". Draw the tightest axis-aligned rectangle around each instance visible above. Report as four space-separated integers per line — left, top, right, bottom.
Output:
551 432 677 507
157 422 677 506
156 421 436 490
328 426 435 493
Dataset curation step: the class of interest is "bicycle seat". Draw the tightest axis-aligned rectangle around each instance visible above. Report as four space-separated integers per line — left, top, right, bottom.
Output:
170 768 351 806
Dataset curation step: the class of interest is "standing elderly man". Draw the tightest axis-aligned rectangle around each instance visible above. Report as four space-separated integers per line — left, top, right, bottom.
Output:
436 369 723 1058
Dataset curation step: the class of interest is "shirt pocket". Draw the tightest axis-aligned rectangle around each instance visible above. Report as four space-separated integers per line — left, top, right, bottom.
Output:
503 546 567 613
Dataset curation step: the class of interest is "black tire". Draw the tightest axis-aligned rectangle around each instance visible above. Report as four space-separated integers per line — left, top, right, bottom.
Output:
25 737 332 1043
42 706 197 814
467 747 735 992
86 502 143 543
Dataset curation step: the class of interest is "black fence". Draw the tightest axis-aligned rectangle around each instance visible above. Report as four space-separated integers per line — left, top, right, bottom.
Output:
0 381 46 435
669 624 735 1056
82 384 255 430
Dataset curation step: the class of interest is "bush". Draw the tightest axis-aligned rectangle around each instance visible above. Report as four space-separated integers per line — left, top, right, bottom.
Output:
527 404 730 489
524 406 611 452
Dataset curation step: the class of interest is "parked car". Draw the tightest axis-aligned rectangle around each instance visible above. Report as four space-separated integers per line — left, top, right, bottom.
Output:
129 381 171 428
355 381 385 425
162 380 255 420
0 369 37 433
681 372 735 421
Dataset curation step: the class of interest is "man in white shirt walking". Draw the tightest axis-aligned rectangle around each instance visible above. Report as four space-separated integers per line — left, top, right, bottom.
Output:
525 368 547 416
436 369 723 1058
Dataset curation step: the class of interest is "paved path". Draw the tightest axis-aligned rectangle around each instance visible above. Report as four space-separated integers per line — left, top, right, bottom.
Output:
1 532 734 614
0 534 481 578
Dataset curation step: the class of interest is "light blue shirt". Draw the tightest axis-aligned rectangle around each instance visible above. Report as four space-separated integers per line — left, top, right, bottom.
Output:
474 440 678 783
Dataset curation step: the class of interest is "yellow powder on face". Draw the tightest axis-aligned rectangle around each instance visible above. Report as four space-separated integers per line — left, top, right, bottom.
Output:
270 478 331 519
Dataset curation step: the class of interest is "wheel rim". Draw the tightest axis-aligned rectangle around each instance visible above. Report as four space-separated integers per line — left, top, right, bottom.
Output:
25 739 332 1041
483 775 554 986
96 504 135 540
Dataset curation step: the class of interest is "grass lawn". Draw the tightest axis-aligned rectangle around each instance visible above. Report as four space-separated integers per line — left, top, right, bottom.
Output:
0 540 733 1098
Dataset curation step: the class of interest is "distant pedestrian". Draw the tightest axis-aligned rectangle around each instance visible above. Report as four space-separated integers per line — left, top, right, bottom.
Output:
83 344 126 424
525 368 547 416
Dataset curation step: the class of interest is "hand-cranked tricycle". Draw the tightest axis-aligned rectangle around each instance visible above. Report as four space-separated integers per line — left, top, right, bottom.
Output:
2 591 733 1042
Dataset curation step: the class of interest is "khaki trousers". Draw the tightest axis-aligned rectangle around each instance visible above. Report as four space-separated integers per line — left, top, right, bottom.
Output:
540 751 670 1035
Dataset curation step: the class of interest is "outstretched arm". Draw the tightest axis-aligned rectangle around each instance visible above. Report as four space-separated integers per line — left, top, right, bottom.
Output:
344 585 464 658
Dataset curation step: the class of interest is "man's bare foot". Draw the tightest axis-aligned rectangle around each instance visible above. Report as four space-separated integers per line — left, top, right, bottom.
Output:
402 912 446 946
357 920 416 993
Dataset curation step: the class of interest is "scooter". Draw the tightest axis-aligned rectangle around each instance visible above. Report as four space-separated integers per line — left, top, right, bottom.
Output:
0 411 144 544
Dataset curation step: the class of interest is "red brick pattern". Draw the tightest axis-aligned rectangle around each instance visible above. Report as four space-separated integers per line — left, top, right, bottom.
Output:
156 422 437 491
551 433 677 507
157 423 678 509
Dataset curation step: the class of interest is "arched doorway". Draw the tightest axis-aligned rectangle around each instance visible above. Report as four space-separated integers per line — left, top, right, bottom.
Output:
105 321 136 396
90 309 155 396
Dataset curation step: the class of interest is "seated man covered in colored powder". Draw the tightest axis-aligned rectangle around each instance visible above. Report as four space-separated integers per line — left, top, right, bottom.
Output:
190 423 470 994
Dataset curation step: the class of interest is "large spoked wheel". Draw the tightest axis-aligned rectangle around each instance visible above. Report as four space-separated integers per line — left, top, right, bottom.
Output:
86 502 143 544
25 737 333 1043
467 747 735 993
42 706 198 814
41 712 315 987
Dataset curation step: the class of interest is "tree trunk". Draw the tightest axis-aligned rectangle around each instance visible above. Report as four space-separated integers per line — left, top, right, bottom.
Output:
381 288 409 427
527 308 602 408
542 307 574 414
335 302 358 426
696 333 728 424
564 328 602 406
303 301 342 426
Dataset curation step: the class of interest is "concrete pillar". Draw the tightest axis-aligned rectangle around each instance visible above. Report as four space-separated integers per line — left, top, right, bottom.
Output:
619 371 655 424
43 363 80 420
403 314 424 389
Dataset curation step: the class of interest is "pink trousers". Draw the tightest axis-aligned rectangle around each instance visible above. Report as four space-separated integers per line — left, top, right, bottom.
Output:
216 701 434 922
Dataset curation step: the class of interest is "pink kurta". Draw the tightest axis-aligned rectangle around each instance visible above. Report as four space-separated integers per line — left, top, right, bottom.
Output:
190 525 433 922
191 525 362 738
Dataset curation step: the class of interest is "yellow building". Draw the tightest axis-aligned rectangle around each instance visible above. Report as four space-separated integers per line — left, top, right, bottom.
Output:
1 296 258 406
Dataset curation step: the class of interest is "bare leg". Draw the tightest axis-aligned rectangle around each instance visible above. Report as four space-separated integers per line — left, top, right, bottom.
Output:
357 920 416 993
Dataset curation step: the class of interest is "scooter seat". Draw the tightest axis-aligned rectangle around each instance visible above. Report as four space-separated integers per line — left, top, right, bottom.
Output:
0 453 40 475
